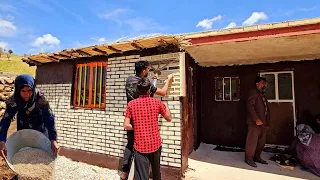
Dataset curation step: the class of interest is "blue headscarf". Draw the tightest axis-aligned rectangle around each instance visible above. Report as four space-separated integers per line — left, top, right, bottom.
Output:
14 74 36 110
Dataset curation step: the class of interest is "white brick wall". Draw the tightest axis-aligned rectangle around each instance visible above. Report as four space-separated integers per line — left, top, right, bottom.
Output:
37 54 182 168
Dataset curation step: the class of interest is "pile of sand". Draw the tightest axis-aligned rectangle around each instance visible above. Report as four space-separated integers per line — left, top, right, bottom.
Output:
11 148 54 180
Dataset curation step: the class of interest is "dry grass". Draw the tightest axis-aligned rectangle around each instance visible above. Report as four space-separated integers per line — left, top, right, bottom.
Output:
0 54 36 77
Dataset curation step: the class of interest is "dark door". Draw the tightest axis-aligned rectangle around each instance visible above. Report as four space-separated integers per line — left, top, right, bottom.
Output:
260 71 295 145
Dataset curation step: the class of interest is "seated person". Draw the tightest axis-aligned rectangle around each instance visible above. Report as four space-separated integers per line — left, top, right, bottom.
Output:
292 124 320 177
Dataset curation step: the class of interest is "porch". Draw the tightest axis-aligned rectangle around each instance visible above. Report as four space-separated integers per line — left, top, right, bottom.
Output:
184 143 318 180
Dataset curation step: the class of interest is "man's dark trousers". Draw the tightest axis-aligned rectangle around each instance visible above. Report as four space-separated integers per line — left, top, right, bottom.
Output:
134 147 162 180
122 130 134 172
245 124 267 161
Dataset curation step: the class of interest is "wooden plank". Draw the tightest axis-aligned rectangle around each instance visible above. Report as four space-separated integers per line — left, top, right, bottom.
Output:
59 52 72 58
27 58 42 66
131 42 144 50
92 47 109 55
76 49 92 56
41 55 59 62
107 45 122 53
47 55 60 61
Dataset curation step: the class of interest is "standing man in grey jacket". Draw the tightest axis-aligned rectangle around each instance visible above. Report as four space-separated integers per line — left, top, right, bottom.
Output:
245 76 269 167
121 60 174 180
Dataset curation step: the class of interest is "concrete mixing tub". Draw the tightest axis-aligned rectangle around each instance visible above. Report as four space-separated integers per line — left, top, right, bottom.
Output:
5 129 55 173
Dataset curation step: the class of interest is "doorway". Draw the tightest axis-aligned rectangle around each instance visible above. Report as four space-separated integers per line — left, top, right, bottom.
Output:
260 71 296 145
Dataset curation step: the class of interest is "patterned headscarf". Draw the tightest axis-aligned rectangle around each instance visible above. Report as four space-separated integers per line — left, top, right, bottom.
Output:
296 124 315 146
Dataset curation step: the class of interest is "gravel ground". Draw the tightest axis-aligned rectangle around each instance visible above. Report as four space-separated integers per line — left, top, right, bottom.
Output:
12 148 54 180
52 156 120 180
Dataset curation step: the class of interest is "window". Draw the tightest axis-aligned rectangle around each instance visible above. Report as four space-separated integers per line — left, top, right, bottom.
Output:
215 77 240 101
260 72 293 101
73 62 107 109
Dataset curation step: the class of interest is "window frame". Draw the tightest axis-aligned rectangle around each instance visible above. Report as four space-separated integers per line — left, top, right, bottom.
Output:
73 62 107 109
214 77 240 102
259 71 294 103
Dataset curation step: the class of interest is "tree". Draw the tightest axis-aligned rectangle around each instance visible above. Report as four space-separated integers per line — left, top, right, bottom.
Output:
0 47 3 58
7 49 13 60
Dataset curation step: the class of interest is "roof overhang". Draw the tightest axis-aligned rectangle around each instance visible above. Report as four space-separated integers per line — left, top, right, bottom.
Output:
182 17 320 66
22 35 180 66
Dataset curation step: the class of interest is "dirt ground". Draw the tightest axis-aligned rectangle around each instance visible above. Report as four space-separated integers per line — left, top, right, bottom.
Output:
0 120 17 180
184 143 319 180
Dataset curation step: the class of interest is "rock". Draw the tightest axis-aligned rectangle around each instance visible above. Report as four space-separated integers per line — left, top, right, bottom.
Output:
0 84 4 91
4 87 11 92
0 102 6 109
3 91 13 97
0 109 5 117
4 78 14 84
0 93 6 101
0 77 5 84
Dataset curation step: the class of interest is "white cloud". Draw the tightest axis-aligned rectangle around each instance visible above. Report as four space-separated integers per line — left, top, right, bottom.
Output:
31 34 61 47
100 8 129 20
125 18 165 33
225 22 237 29
21 0 54 13
0 18 17 37
0 4 14 11
5 14 14 21
0 41 8 49
242 12 268 26
196 15 222 30
91 37 106 43
98 37 105 42
100 8 164 33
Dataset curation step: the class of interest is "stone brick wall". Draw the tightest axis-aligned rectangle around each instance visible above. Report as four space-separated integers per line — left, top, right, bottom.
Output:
36 53 183 168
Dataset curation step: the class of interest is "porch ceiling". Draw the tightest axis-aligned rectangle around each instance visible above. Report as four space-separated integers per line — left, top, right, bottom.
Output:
181 17 320 67
184 32 320 66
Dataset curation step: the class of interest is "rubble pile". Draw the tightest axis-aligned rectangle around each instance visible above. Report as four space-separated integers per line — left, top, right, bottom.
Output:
0 76 14 119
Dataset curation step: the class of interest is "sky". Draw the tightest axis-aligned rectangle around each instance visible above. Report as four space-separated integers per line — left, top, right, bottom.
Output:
0 0 319 55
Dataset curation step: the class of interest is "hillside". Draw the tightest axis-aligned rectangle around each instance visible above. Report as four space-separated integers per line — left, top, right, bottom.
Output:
0 54 36 77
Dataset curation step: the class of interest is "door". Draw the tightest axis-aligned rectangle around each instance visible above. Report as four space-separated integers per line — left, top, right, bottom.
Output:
260 71 296 145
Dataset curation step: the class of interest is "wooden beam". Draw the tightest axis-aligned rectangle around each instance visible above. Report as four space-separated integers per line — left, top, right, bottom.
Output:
71 52 80 57
131 42 144 50
22 59 36 66
76 49 92 56
158 38 169 46
27 57 42 66
107 45 122 53
92 47 109 55
48 55 60 61
44 56 59 62
52 53 69 59
58 52 71 58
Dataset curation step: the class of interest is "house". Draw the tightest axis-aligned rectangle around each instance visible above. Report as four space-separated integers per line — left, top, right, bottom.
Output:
22 35 192 179
181 17 320 149
22 17 320 178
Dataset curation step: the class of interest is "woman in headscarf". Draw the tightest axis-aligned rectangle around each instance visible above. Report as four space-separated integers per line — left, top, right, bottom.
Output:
295 124 320 177
0 74 59 159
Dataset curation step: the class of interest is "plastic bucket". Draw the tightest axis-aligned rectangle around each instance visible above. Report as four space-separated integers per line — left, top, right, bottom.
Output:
5 129 55 173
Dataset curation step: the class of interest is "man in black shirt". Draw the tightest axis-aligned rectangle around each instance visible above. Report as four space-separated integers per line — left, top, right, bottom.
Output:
121 60 174 179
